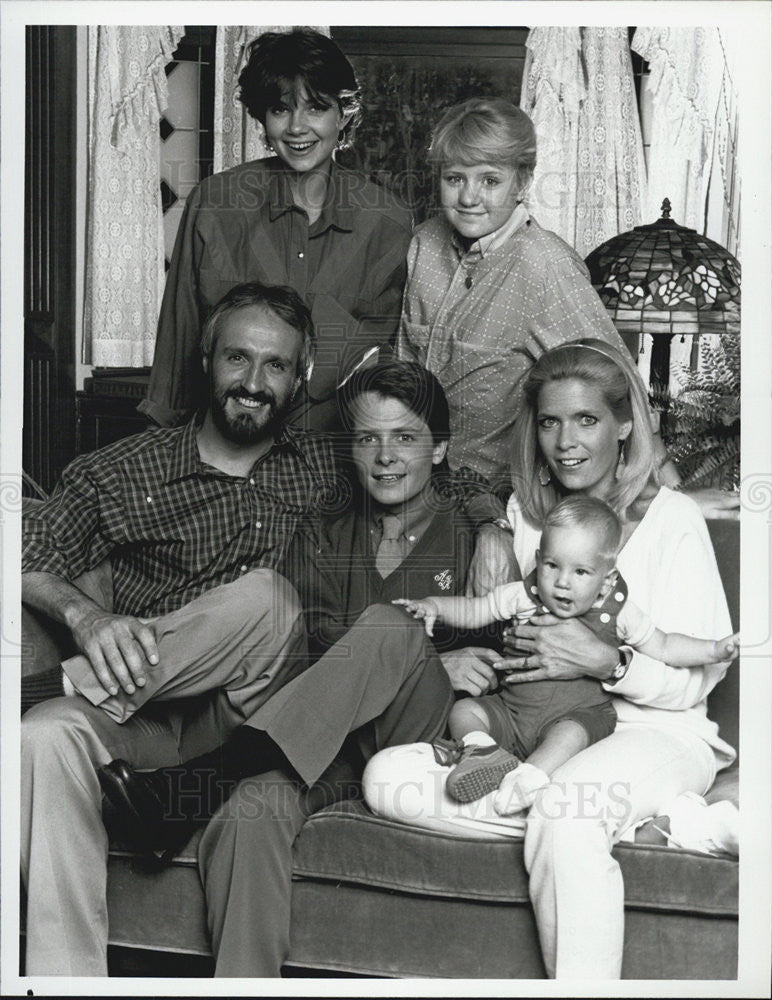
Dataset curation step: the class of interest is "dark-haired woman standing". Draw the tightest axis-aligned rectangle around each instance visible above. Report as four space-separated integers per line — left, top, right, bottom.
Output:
141 28 412 431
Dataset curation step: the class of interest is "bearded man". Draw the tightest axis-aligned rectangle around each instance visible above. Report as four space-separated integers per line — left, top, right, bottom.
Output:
20 281 336 976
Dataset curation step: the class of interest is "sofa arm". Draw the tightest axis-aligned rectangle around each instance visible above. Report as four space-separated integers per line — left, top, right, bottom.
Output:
21 561 114 676
21 605 76 677
705 519 739 761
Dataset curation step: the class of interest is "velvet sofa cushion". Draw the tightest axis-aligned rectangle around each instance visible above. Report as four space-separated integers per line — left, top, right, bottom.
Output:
100 794 737 978
292 799 738 917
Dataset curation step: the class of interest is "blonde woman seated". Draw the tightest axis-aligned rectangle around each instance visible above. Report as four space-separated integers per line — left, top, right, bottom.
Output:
364 340 738 980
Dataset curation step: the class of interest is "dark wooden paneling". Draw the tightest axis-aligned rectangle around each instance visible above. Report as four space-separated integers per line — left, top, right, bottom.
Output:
23 336 54 489
332 26 529 57
76 393 150 455
24 26 77 491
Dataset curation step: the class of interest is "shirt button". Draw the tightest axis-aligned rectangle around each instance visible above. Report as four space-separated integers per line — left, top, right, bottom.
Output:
615 592 624 602
255 521 262 529
297 251 304 259
240 565 248 573
248 478 255 486
600 612 611 623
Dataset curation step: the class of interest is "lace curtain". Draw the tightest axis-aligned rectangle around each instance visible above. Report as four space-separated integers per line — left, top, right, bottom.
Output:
84 26 184 366
521 27 646 255
632 26 740 254
632 27 741 381
706 30 741 259
214 25 328 173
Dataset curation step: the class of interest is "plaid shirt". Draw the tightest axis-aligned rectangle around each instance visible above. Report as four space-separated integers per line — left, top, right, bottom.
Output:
22 420 337 618
398 211 628 485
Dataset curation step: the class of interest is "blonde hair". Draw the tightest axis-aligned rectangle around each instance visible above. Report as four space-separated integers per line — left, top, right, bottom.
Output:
512 339 655 525
542 496 623 567
427 97 537 194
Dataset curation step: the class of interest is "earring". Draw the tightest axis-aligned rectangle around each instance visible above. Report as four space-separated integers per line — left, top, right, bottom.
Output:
538 463 551 487
615 443 626 481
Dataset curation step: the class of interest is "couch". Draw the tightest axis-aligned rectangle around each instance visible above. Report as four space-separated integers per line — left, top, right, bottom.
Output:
21 519 739 980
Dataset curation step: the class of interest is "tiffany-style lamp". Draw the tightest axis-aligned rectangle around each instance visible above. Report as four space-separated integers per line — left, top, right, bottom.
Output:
585 198 741 386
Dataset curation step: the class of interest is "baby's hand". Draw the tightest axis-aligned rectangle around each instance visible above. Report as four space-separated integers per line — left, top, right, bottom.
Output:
714 632 740 661
392 598 439 637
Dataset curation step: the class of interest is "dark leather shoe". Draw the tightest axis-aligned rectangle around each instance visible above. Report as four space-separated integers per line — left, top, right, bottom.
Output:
98 759 194 858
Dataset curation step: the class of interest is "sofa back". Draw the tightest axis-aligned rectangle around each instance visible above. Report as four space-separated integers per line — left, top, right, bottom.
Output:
705 519 739 757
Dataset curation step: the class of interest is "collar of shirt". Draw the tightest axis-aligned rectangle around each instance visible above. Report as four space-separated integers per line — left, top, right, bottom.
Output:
450 201 531 263
164 417 313 485
369 492 438 551
267 159 356 235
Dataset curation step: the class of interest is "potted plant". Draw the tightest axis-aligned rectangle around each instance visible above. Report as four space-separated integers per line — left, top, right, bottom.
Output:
651 334 740 491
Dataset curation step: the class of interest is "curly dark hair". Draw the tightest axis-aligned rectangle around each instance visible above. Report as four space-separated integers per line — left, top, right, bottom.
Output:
237 29 362 149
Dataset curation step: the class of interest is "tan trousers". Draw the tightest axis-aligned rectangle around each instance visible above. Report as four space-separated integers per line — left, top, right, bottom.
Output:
198 604 454 977
21 569 306 976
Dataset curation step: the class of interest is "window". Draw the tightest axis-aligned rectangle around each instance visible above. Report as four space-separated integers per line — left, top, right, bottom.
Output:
159 27 215 268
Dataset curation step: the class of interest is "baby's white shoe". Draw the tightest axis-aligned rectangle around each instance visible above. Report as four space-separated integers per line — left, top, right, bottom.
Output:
494 762 550 816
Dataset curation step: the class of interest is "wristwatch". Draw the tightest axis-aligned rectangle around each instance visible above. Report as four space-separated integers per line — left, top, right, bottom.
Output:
607 646 632 684
484 517 514 535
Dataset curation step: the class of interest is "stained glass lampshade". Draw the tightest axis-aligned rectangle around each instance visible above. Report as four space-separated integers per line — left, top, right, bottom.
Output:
585 200 741 490
585 199 741 341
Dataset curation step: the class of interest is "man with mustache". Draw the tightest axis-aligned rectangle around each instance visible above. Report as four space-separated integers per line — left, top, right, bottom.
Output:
20 282 339 975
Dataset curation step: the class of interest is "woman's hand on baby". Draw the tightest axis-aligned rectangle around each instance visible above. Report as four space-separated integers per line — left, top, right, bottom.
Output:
713 632 740 661
497 613 618 683
392 598 439 636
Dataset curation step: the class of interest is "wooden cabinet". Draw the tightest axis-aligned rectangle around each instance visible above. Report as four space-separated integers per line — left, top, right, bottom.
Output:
76 372 153 454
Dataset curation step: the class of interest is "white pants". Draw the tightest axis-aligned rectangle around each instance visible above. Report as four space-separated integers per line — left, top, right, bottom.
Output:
363 721 716 979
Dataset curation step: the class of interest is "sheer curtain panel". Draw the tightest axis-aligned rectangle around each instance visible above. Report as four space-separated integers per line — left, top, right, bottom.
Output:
84 26 184 366
521 27 646 255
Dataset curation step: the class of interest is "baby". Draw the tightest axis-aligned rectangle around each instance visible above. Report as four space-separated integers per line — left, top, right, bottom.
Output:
395 496 739 813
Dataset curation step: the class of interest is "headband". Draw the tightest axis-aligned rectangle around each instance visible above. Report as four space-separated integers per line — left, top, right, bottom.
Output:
546 341 619 362
544 340 633 384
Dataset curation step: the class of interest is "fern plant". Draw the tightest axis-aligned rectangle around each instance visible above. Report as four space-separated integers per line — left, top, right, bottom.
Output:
650 335 740 491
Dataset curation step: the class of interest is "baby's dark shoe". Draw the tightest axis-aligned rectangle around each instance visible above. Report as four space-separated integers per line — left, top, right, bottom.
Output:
445 743 520 803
